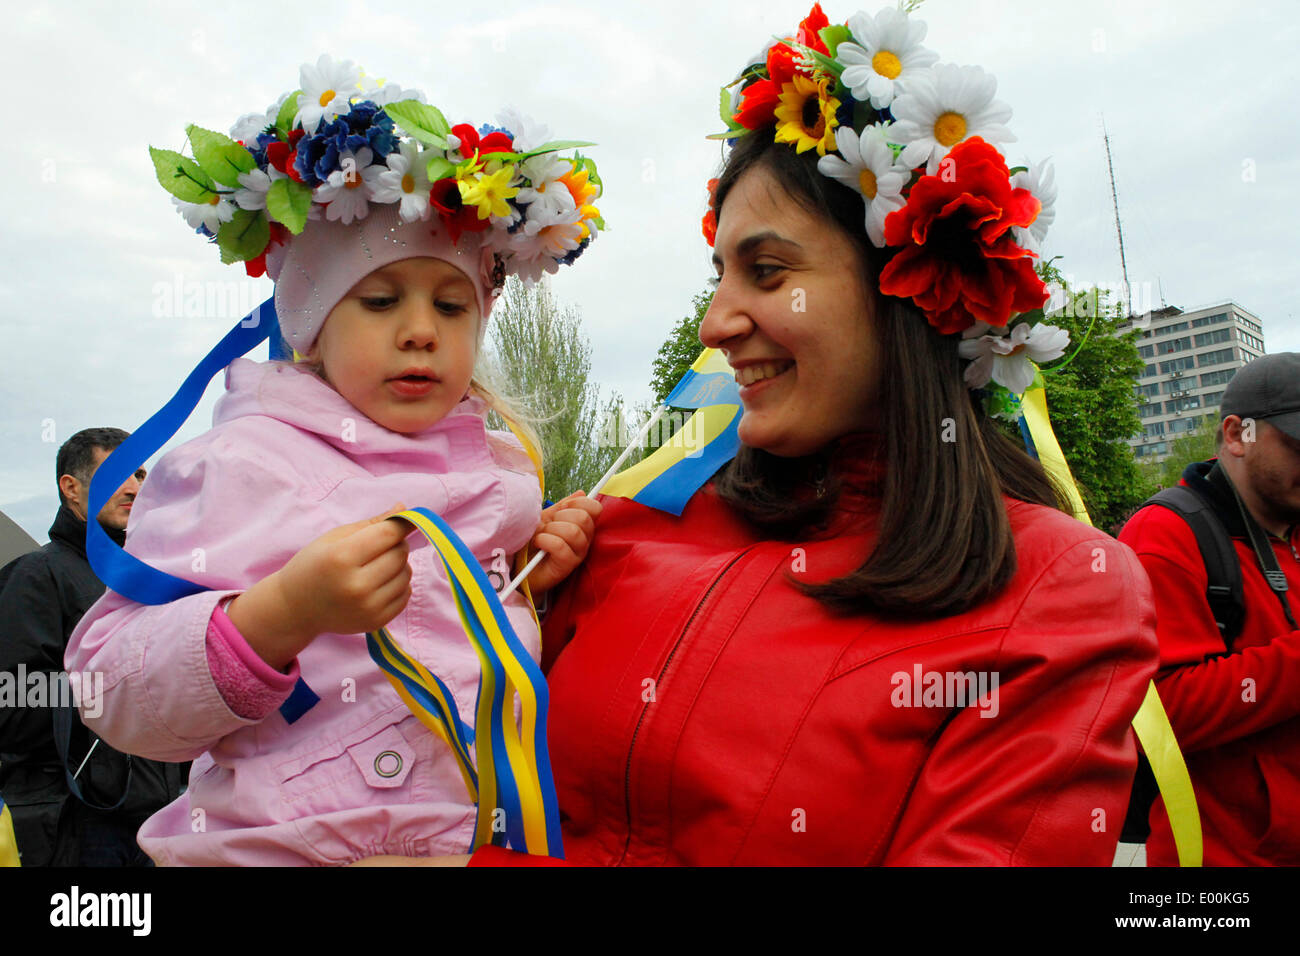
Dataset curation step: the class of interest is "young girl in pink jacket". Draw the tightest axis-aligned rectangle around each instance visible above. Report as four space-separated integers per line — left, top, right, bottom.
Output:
66 57 603 865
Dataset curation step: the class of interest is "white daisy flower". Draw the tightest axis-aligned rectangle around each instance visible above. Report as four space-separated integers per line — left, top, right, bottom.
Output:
171 194 236 234
509 206 584 282
1011 158 1057 250
817 124 909 248
889 63 1016 172
837 7 939 110
495 107 551 153
230 92 290 145
514 154 577 220
370 141 432 222
232 166 284 211
294 54 362 134
313 147 384 224
958 322 1069 395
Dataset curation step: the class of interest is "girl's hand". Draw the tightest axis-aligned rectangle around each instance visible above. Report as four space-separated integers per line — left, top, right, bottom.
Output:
228 505 413 670
525 492 603 596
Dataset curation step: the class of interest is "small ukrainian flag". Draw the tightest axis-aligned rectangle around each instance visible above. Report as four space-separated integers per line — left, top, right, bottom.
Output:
601 348 741 515
1 793 20 866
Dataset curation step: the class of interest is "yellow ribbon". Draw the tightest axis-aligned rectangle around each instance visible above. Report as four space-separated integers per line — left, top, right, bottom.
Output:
1022 379 1201 866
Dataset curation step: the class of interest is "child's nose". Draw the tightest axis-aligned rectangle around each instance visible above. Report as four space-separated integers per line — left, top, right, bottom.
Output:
398 301 441 349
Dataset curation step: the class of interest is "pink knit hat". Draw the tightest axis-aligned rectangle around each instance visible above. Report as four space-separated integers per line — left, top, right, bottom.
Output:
266 203 500 354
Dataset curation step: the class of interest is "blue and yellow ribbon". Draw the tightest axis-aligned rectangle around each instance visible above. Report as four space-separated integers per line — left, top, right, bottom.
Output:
366 507 562 858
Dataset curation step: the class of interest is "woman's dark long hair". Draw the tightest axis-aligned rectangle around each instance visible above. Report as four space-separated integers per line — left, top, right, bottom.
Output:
711 127 1068 619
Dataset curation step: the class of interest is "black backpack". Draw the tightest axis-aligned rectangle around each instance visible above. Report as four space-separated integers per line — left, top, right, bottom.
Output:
1118 485 1244 843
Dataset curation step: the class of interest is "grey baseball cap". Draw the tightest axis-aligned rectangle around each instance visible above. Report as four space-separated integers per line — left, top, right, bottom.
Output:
1221 352 1300 440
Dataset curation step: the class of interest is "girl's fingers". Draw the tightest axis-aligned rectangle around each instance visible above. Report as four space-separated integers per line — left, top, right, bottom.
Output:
533 531 581 566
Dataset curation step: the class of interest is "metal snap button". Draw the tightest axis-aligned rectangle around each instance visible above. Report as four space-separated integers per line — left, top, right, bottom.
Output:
374 751 403 778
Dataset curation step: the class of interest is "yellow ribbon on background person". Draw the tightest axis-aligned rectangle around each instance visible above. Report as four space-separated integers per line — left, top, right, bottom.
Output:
1 797 19 866
1021 377 1202 867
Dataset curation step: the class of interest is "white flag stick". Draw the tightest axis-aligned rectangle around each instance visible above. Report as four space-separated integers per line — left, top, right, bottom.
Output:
500 403 669 600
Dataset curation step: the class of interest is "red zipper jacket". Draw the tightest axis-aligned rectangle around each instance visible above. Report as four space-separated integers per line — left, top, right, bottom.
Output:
474 439 1158 865
1118 459 1300 866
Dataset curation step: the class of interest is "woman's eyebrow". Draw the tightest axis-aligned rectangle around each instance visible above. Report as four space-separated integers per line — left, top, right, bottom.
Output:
712 231 803 269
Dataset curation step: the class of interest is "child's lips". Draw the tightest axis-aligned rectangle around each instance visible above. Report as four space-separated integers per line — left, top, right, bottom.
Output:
388 375 438 397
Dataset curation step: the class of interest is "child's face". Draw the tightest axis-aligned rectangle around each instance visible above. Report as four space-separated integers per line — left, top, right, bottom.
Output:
310 257 481 433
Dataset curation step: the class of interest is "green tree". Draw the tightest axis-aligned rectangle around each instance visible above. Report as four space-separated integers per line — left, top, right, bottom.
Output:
650 290 713 404
1137 417 1219 491
483 276 629 498
1026 262 1151 532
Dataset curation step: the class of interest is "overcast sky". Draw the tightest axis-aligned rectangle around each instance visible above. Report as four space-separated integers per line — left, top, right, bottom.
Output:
2 0 1297 543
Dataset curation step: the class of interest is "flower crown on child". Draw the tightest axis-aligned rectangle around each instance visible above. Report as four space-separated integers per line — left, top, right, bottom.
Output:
151 54 604 352
703 4 1068 403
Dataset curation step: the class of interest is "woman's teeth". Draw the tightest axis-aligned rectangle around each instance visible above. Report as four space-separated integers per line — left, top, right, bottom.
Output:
735 361 794 387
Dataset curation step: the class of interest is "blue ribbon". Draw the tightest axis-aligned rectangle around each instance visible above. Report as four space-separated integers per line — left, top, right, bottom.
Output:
86 298 318 723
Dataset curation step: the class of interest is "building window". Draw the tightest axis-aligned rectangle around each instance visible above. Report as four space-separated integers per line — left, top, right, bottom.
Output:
1142 363 1157 378
1199 347 1236 367
1165 395 1202 414
1135 382 1161 399
1191 312 1227 328
1160 321 1190 333
1141 402 1163 417
1160 336 1193 353
1201 390 1223 406
1195 328 1231 347
1160 356 1197 374
1145 421 1166 438
1200 369 1234 387
1138 344 1155 359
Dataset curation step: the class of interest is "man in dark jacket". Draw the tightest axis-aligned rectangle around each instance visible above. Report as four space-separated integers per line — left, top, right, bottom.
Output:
0 427 189 865
1120 353 1300 865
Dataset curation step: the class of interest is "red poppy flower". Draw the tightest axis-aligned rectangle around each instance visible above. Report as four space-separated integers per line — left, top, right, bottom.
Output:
794 3 830 55
266 141 292 174
429 177 491 244
878 137 1046 334
244 251 267 278
450 124 480 155
734 77 781 130
479 131 514 154
701 178 719 246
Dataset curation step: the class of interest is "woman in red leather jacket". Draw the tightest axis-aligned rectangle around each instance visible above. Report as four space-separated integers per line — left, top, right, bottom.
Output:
373 3 1160 867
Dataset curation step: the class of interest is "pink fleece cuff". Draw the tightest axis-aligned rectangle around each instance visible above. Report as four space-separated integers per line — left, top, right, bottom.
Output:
205 603 301 720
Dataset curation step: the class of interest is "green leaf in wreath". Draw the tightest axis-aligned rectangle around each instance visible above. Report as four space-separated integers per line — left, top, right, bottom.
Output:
265 177 312 234
425 156 456 183
149 147 221 203
187 125 257 188
275 91 302 137
216 208 270 262
518 140 597 159
819 24 852 58
386 99 451 148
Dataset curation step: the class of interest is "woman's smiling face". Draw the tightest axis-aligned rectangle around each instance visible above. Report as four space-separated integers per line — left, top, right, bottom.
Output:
701 164 880 457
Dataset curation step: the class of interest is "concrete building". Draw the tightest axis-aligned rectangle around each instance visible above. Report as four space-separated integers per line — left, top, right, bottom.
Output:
1122 302 1266 461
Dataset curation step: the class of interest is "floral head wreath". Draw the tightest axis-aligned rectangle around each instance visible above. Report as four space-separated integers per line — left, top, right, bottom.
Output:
704 4 1068 404
150 55 604 286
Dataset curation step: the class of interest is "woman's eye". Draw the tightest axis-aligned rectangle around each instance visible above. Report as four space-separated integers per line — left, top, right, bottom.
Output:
436 301 468 316
707 274 721 289
752 263 783 281
362 296 397 310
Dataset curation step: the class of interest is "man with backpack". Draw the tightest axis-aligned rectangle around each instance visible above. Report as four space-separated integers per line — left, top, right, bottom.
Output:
1119 352 1300 865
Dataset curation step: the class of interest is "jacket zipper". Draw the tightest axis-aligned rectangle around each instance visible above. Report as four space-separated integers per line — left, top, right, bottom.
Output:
617 547 753 864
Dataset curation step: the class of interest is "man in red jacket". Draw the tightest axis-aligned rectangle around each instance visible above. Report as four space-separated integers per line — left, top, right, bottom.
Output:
1120 352 1300 865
